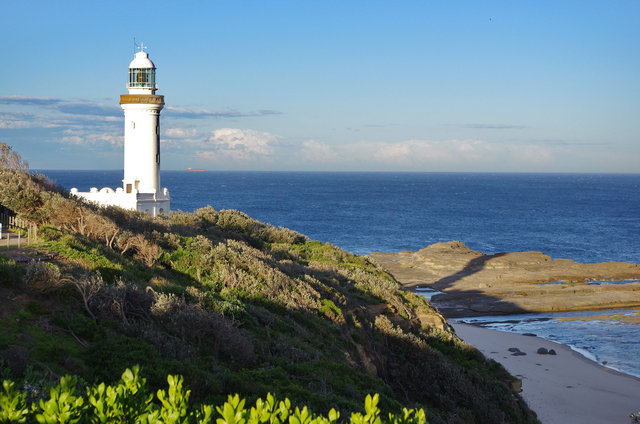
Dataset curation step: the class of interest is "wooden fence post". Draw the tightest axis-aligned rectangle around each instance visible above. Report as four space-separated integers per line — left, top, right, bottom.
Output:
0 212 39 247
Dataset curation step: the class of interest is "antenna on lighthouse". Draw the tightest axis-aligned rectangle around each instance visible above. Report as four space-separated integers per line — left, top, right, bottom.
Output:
133 37 137 55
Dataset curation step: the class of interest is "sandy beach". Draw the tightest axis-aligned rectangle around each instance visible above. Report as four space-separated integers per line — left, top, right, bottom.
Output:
451 322 640 424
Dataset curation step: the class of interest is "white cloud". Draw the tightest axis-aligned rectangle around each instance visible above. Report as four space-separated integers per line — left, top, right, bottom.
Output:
372 142 416 163
362 139 497 165
59 129 122 147
197 128 279 162
311 138 564 171
514 145 552 165
164 127 199 139
299 140 339 163
0 112 59 129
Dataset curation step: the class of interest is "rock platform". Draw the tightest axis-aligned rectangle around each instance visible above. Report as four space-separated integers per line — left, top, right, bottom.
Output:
371 241 640 317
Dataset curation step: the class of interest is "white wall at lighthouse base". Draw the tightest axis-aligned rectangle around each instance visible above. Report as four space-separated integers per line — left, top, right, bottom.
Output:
135 193 171 217
70 187 170 217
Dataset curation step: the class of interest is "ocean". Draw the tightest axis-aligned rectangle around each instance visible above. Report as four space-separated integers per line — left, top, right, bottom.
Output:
41 170 640 377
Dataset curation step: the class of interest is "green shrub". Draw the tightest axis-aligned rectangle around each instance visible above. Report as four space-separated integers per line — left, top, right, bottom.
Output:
319 299 343 321
23 261 61 292
86 366 154 423
33 375 84 424
0 368 430 424
0 379 29 423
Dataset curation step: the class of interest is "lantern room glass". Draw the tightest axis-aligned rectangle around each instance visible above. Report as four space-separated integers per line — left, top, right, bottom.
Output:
129 68 156 88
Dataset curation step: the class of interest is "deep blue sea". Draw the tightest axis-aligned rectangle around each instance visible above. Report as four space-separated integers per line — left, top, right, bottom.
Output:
41 170 640 377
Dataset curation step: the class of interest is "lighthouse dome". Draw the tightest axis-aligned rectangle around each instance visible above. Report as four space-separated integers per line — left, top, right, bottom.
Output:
129 51 155 69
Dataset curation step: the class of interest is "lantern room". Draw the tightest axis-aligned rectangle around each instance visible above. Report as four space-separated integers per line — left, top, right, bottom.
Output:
127 44 157 94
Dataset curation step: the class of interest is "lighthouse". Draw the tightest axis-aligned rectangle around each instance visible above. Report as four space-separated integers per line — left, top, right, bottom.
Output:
71 44 171 216
120 44 170 215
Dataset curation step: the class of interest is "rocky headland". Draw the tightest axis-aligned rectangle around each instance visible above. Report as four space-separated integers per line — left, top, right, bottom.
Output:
0 143 541 423
371 241 640 317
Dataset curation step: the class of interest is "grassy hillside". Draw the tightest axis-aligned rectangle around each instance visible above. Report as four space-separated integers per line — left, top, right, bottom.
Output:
0 143 538 424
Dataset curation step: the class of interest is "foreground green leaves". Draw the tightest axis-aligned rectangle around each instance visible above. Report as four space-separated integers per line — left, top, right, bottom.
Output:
0 380 28 423
0 367 429 424
35 375 84 424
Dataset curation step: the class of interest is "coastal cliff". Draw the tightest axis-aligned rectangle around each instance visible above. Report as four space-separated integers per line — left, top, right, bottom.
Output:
371 241 640 317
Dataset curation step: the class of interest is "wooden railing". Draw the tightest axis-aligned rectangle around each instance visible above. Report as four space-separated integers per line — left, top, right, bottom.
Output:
0 212 38 247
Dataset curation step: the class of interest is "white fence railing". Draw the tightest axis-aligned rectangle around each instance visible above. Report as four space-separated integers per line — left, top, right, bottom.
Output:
0 212 38 247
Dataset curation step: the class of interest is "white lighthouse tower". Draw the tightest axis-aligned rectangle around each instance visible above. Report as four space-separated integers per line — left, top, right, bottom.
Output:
72 44 170 216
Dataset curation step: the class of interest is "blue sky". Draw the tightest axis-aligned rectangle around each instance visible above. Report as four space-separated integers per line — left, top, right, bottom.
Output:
1 0 639 172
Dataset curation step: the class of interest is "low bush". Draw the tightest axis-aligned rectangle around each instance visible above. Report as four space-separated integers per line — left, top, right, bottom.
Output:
23 261 62 292
0 367 429 424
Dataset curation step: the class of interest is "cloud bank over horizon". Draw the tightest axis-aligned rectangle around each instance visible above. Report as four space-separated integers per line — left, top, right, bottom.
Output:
1 93 637 173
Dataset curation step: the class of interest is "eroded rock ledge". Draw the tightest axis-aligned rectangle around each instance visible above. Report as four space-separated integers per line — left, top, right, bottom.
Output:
371 241 640 317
